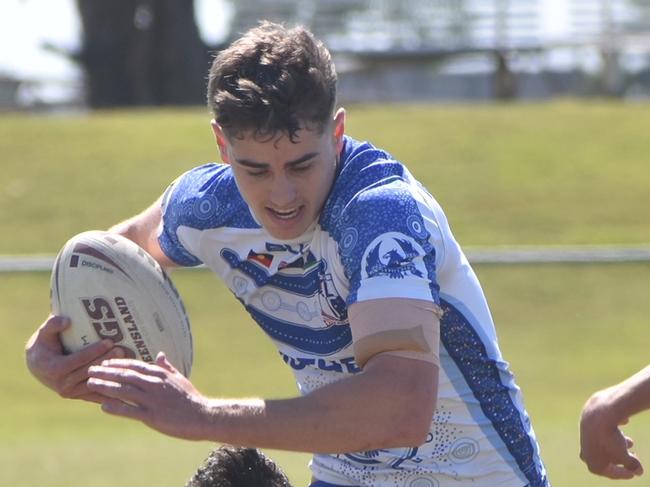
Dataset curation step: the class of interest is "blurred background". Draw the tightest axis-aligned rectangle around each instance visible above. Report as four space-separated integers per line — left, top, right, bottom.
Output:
2 0 650 110
2 2 650 487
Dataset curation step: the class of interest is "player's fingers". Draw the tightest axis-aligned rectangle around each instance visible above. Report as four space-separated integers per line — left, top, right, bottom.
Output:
79 393 110 404
622 453 644 476
155 352 177 373
57 348 123 397
601 464 637 480
59 340 123 374
100 397 147 420
26 316 69 355
89 363 168 389
61 380 112 404
47 342 115 389
41 314 71 334
97 358 169 378
87 376 147 405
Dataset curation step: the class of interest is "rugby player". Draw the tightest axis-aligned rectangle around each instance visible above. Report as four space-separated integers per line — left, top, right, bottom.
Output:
26 21 549 487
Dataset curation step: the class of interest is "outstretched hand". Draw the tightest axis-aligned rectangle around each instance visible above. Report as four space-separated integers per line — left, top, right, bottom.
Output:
580 392 644 479
87 352 210 441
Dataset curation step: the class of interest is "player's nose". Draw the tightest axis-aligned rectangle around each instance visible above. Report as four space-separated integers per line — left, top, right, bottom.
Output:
269 175 298 207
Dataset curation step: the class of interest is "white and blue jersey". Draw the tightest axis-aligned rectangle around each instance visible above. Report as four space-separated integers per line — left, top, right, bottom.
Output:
158 136 549 487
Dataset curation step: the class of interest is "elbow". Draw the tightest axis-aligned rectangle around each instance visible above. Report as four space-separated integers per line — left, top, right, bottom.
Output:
396 400 436 446
377 394 436 449
406 418 434 447
393 367 439 447
360 356 439 449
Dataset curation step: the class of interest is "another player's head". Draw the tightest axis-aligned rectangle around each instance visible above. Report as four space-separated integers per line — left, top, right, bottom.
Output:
207 22 346 240
186 445 292 487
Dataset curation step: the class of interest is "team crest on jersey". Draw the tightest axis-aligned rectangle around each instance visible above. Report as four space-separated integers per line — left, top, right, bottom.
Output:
362 232 425 280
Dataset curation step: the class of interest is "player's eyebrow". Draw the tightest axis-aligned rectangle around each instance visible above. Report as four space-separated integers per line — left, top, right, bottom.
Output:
235 152 319 169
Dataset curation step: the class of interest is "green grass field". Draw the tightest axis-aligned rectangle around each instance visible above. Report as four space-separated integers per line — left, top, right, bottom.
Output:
1 101 650 486
2 101 649 253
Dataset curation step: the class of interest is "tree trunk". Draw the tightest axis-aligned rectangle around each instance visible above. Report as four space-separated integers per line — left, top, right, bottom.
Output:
77 0 210 107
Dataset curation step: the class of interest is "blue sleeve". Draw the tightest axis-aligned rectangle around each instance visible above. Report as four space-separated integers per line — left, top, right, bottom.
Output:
158 163 232 267
335 181 440 306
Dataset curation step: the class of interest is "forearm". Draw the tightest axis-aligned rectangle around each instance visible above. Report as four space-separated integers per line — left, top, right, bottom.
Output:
108 205 159 249
597 365 650 421
201 356 437 453
107 197 176 268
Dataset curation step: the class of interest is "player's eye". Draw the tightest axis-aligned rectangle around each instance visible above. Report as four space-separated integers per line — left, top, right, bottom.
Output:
291 162 312 173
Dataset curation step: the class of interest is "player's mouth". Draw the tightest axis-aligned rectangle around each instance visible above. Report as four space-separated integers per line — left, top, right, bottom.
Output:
266 206 304 222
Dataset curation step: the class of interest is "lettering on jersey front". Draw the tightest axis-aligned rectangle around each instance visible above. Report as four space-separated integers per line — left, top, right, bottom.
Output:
280 352 361 374
221 247 352 355
265 242 308 255
363 232 426 280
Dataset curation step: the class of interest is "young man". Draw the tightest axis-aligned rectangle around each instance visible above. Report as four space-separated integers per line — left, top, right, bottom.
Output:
186 445 291 487
26 22 549 486
580 366 649 479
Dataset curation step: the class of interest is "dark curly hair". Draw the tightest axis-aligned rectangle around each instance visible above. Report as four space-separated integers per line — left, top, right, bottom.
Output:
207 21 337 142
186 446 292 487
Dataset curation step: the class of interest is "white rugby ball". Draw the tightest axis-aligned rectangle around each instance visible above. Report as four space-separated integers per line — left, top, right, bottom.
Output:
50 230 193 377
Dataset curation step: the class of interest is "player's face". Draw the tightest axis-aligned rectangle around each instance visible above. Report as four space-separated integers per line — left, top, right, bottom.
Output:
212 109 345 240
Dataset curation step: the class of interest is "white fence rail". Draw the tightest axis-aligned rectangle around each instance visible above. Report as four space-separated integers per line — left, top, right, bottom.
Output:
2 246 650 273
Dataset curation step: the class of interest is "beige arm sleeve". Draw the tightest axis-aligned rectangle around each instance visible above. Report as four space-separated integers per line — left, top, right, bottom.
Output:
348 298 442 369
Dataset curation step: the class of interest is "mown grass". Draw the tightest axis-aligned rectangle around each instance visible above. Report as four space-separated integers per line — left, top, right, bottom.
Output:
1 101 649 486
1 101 649 254
3 265 650 487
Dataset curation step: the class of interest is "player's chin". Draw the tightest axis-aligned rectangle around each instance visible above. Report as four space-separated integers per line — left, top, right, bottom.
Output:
265 227 303 241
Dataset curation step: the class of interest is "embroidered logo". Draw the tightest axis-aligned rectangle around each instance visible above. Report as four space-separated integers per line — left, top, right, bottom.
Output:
363 233 425 280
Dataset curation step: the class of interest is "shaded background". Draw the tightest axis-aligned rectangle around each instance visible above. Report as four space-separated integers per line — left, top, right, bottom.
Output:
2 0 650 109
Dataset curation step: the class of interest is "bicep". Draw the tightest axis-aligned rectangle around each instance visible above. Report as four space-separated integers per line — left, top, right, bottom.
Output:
348 298 442 369
109 197 177 269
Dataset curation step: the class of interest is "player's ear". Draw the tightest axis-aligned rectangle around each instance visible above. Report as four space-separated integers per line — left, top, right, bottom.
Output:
332 108 346 154
210 120 231 164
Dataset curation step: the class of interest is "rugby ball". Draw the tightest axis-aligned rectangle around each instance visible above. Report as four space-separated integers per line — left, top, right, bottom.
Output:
50 231 193 377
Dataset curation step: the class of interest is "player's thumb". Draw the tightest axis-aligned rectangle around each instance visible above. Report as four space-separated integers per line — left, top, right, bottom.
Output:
623 453 644 476
33 315 70 345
